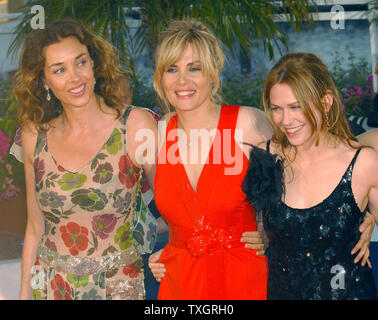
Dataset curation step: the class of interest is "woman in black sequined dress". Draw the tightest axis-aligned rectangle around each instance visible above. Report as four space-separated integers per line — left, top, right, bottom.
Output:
243 53 378 300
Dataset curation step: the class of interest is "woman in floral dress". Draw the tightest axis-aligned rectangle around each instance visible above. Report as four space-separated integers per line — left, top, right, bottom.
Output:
12 19 158 300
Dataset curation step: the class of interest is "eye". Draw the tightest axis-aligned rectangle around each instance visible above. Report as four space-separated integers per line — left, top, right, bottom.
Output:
270 106 280 112
189 66 201 72
166 66 177 73
78 59 87 66
291 105 301 110
53 67 64 74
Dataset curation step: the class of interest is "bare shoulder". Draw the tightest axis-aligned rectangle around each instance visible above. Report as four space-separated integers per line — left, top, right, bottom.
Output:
21 121 39 162
358 129 378 151
128 107 158 131
237 106 273 145
21 120 38 137
357 146 378 172
238 106 264 126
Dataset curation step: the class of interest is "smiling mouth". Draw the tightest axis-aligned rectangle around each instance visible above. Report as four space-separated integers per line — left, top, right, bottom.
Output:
285 125 304 135
69 84 86 95
175 90 195 97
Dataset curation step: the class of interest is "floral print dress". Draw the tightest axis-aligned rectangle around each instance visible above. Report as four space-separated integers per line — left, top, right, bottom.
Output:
10 106 158 300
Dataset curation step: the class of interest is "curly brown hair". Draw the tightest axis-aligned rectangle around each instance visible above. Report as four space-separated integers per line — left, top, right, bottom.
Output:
12 18 127 129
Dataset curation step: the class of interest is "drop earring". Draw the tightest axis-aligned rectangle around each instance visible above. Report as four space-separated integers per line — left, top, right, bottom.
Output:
46 88 51 101
325 112 330 129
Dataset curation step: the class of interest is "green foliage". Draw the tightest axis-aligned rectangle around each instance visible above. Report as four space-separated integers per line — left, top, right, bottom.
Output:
0 77 24 202
131 72 158 109
222 64 267 108
330 46 375 116
9 0 316 85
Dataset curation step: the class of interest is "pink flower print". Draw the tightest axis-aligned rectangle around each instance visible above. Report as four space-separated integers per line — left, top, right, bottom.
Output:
34 157 45 184
118 154 141 189
140 173 151 193
45 238 57 252
92 214 117 240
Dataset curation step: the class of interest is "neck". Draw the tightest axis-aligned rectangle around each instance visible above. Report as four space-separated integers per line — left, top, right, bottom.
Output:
294 133 335 162
175 102 221 133
59 95 105 133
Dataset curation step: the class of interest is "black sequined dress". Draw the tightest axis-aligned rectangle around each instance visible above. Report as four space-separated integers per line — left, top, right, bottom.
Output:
244 145 376 300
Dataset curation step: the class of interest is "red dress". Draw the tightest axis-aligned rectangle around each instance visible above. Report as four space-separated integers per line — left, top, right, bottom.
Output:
155 105 268 299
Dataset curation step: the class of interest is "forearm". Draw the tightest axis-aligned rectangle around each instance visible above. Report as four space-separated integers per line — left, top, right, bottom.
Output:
19 222 43 299
157 217 169 234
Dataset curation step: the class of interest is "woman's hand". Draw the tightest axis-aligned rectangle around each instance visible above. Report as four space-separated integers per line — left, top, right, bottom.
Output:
148 249 166 282
240 227 268 256
351 212 375 268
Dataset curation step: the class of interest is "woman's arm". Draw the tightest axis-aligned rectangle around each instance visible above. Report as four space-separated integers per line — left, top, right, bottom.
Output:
237 106 273 151
126 107 158 188
236 107 273 254
351 146 378 267
19 124 44 300
363 148 378 224
355 129 378 267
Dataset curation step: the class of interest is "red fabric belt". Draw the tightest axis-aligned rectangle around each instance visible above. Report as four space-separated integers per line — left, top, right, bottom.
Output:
169 224 254 256
169 223 256 299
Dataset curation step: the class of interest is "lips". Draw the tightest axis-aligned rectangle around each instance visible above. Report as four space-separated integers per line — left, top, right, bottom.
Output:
175 90 195 98
68 84 86 96
285 124 304 136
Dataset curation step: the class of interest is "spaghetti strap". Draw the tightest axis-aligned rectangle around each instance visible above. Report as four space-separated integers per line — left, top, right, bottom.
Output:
266 140 271 152
349 147 362 171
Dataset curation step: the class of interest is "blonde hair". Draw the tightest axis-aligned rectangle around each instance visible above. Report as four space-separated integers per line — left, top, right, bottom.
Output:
13 18 126 130
153 20 224 113
262 52 357 160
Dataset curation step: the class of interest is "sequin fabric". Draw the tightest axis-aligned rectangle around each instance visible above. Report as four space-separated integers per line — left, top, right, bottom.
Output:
264 149 377 300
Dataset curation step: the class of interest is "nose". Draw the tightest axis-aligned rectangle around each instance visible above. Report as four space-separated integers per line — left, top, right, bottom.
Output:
176 70 188 85
280 108 293 126
68 66 80 82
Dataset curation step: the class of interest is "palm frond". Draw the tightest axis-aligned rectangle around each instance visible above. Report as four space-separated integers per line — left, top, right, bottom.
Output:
9 0 318 81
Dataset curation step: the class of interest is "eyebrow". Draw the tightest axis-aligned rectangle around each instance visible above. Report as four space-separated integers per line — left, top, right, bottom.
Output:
271 101 300 107
47 53 88 69
169 60 201 67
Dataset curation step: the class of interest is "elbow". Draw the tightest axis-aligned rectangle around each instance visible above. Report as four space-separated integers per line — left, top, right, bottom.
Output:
25 218 44 240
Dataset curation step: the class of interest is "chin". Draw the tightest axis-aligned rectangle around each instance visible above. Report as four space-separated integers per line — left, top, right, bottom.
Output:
287 135 317 148
66 95 92 108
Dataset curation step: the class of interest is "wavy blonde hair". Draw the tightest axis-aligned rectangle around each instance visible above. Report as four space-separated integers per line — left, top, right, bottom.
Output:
153 19 224 113
13 18 126 130
262 52 357 160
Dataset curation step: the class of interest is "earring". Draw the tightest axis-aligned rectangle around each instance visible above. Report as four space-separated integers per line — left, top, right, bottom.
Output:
46 88 51 101
94 78 96 86
325 112 330 129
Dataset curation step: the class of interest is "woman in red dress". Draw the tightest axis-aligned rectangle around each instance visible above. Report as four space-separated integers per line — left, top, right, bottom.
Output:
149 20 272 300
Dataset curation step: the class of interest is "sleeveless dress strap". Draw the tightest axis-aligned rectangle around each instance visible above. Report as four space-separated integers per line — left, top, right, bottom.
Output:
121 105 134 153
121 105 133 125
219 105 240 133
35 130 47 158
348 147 362 171
266 140 271 152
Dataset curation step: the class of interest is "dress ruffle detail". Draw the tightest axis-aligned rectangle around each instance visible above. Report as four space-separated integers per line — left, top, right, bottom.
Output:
242 145 285 213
